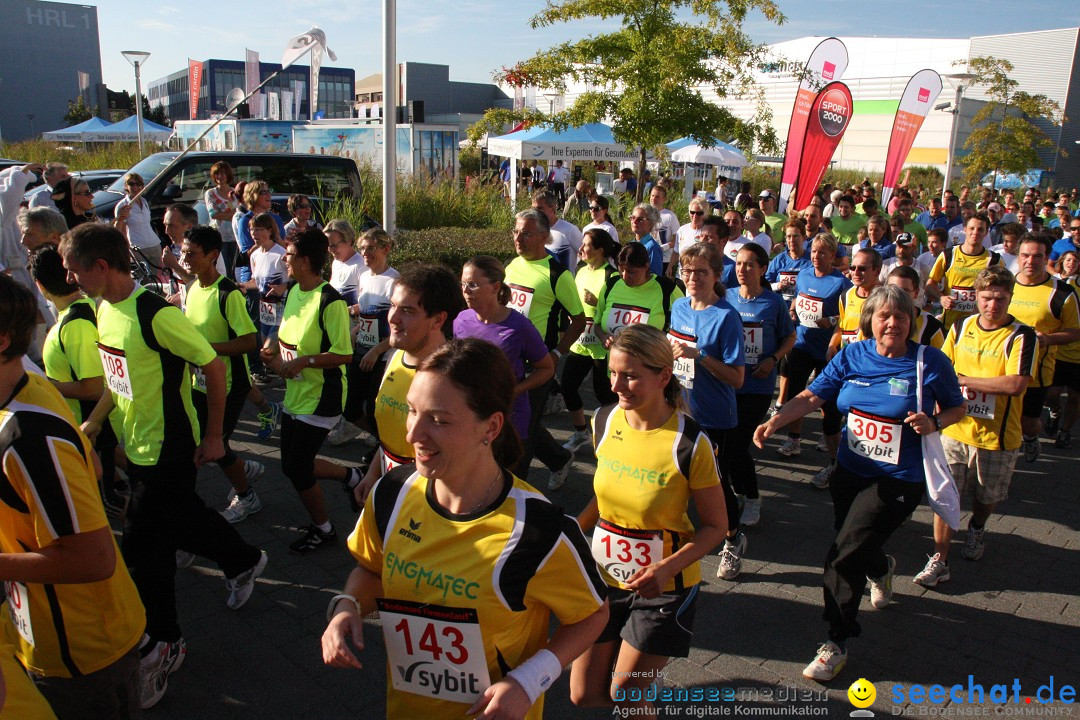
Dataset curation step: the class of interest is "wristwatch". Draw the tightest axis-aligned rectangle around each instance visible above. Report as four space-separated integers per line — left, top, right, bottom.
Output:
308 356 316 366
932 415 942 432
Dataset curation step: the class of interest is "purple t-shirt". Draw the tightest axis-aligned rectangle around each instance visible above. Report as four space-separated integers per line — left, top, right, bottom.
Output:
453 308 549 440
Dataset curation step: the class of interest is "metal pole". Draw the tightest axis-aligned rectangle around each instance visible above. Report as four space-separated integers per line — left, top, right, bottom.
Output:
134 61 144 155
942 84 963 203
382 0 397 234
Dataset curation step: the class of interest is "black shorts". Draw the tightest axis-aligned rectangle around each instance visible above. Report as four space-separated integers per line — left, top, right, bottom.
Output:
596 585 699 658
1022 385 1049 419
1052 360 1080 392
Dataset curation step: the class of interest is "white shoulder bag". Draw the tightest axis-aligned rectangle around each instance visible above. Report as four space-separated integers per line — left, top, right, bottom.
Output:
916 344 963 530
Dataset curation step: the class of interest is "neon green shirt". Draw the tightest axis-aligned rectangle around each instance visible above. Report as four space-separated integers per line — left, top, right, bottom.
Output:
184 275 256 396
504 255 584 348
277 281 351 416
41 298 102 423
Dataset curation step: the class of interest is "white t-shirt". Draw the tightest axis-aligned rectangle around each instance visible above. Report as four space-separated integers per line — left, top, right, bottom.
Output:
116 196 160 250
29 185 58 210
582 221 619 245
357 267 400 356
330 252 368 306
915 251 939 281
990 245 1020 274
250 244 287 296
204 187 238 244
726 232 772 261
656 208 681 261
552 218 584 257
676 223 702 255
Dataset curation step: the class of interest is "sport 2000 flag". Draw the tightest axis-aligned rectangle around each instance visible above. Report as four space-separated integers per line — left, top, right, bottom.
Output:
879 69 943 211
792 82 854 212
777 37 849 214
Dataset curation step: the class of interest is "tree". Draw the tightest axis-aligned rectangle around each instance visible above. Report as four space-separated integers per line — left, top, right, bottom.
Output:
126 93 172 128
63 96 97 126
468 0 785 202
959 56 1062 190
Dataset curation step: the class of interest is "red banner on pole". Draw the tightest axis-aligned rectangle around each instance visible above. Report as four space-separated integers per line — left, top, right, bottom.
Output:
879 69 943 210
777 38 849 214
188 59 204 120
792 82 853 212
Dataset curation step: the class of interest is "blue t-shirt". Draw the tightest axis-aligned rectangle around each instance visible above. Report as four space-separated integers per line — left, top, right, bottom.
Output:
668 296 745 430
791 269 852 361
725 287 795 396
1049 237 1080 262
720 257 738 292
858 238 897 260
766 252 813 302
636 235 664 277
809 340 963 482
916 211 948 231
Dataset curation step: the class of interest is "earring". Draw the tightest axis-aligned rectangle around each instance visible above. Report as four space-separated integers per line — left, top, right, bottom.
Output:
482 438 490 446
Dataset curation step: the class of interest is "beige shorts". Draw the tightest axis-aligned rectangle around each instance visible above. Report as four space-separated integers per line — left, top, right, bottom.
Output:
942 435 1019 505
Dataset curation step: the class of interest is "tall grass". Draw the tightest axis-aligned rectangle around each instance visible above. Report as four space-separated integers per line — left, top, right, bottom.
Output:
0 139 152 171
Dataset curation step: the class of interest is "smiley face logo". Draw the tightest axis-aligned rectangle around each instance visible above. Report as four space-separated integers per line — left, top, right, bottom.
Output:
848 678 876 708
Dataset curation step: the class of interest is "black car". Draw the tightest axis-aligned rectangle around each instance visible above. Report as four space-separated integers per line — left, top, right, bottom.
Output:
92 151 372 237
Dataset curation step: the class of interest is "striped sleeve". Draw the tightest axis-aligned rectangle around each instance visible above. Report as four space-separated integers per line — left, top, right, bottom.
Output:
1007 324 1039 379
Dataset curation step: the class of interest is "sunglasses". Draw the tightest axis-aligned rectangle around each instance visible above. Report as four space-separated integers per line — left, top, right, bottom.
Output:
76 191 94 197
297 204 312 210
589 206 602 212
688 210 705 216
126 182 143 188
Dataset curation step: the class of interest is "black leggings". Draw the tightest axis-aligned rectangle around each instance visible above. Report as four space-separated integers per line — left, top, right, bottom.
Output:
193 389 248 469
780 346 843 435
703 426 740 534
729 393 774 499
560 352 616 412
280 413 332 492
344 352 386 428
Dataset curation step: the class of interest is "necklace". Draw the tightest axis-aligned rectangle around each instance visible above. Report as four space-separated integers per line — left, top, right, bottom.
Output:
469 467 503 513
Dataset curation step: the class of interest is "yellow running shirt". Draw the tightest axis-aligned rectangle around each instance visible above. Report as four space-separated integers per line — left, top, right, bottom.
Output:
374 350 416 471
942 315 1037 451
929 246 1002 329
0 374 145 677
349 467 605 720
837 287 869 348
1056 276 1080 364
1007 275 1080 387
591 406 721 592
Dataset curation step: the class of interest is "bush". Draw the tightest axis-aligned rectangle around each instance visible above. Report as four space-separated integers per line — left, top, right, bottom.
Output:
0 139 151 171
741 164 945 203
392 228 514 269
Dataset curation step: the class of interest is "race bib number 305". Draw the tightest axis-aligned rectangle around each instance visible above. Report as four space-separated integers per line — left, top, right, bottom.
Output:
592 518 664 585
98 344 133 400
847 408 902 466
795 293 824 328
377 598 491 704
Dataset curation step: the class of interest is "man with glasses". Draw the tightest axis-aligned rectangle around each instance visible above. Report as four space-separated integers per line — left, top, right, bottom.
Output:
28 162 70 210
532 190 581 272
563 179 592 216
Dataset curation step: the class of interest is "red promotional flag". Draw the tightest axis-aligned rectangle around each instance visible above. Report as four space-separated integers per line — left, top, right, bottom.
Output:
778 38 849 214
792 82 853 212
879 69 943 210
188 60 204 120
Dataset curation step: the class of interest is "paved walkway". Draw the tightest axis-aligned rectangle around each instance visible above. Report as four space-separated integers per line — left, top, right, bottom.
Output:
145 386 1079 719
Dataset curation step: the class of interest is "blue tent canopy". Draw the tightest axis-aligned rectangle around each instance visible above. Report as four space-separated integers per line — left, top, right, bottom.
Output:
486 123 639 162
84 115 173 142
41 116 114 142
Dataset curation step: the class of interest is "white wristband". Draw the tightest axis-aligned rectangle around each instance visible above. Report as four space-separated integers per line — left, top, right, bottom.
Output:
506 648 562 705
326 593 362 622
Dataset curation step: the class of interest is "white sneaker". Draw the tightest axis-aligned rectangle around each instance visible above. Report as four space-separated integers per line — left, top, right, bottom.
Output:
562 429 592 453
802 640 847 682
547 454 573 490
810 463 833 489
175 550 196 569
225 551 268 610
913 553 950 587
716 531 748 580
544 393 566 416
140 638 187 709
227 461 264 502
221 489 262 523
740 498 761 527
868 555 896 609
777 436 801 456
327 418 362 446
815 436 828 452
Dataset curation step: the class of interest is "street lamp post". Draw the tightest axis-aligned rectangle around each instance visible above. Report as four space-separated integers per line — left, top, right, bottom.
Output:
122 51 151 155
940 71 976 202
26 114 36 138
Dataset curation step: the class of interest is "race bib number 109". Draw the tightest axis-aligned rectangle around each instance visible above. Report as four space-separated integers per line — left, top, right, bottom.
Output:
377 598 491 704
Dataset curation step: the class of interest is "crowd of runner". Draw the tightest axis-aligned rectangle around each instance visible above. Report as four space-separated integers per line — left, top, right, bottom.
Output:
1 158 1079 718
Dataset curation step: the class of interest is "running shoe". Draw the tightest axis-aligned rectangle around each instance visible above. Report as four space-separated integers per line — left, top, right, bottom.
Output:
802 641 847 682
766 403 781 420
777 436 801 457
140 638 187 709
1056 430 1072 449
221 489 263 523
289 524 338 553
961 523 986 561
544 392 566 416
913 553 950 587
717 531 748 580
868 555 896 608
815 436 828 452
327 418 363 447
175 550 195 569
256 401 283 440
547 454 574 490
226 461 265 502
809 462 834 489
562 429 592 453
225 551 268 610
1022 435 1040 463
344 467 363 512
1046 411 1060 436
740 498 761 527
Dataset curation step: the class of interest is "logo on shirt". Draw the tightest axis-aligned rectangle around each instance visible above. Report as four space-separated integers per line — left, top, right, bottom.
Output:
399 518 423 543
847 379 871 387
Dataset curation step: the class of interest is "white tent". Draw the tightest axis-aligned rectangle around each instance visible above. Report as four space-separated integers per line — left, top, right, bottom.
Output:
83 115 173 143
41 116 114 142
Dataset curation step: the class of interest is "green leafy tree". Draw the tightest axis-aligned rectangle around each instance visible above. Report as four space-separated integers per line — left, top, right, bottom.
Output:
959 56 1061 190
64 96 97 126
126 94 172 128
468 0 785 202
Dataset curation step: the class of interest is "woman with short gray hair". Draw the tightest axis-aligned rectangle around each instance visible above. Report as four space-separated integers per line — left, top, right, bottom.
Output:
629 203 663 276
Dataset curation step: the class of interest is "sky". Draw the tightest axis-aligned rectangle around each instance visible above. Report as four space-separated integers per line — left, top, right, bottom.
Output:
94 0 1080 94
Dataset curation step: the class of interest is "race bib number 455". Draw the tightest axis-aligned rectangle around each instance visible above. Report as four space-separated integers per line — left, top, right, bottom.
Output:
847 408 902 465
377 598 491 704
795 293 824 327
